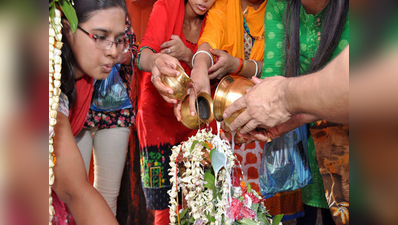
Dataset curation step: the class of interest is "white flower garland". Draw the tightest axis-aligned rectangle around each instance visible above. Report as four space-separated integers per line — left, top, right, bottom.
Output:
168 129 236 225
49 8 63 225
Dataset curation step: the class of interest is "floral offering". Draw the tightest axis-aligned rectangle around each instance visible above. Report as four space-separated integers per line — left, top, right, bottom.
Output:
168 129 282 225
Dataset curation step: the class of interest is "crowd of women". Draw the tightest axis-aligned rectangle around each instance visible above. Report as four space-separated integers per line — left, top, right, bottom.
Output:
51 0 349 224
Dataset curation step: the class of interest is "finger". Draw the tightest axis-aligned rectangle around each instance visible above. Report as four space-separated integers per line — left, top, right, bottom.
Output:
239 120 259 134
248 130 270 142
152 77 178 104
229 109 251 132
174 101 182 121
251 76 263 84
157 62 180 77
188 87 196 117
245 87 252 93
209 48 223 57
160 40 173 49
170 35 180 41
160 48 169 54
208 62 222 74
223 96 247 119
208 69 224 80
220 130 231 142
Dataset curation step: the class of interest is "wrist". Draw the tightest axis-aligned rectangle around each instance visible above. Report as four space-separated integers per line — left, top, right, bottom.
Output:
231 57 241 74
184 47 193 64
280 77 296 116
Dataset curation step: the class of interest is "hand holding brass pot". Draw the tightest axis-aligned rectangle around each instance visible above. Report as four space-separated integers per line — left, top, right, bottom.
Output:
161 64 191 100
213 75 254 131
180 92 214 129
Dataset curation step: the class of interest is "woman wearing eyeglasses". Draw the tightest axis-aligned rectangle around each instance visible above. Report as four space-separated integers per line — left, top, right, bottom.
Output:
74 18 137 216
50 0 128 224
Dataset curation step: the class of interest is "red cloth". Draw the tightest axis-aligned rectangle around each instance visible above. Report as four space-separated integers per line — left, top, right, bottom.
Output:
154 209 171 225
137 0 211 149
68 75 94 136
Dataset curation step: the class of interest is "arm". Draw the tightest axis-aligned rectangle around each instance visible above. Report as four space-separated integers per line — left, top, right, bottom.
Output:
159 35 194 68
284 46 349 124
224 46 349 133
350 48 398 123
174 43 213 120
52 114 118 225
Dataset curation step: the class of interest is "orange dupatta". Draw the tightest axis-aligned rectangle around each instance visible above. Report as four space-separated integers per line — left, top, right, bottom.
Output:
198 0 267 61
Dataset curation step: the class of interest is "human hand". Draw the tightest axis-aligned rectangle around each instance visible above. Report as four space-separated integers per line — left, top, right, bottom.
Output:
239 113 318 142
116 52 131 65
160 35 192 63
208 49 239 80
174 67 210 121
223 76 292 133
151 54 182 104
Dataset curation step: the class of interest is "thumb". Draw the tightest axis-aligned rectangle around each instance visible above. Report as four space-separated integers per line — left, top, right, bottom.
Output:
170 35 180 40
252 76 262 84
209 48 223 57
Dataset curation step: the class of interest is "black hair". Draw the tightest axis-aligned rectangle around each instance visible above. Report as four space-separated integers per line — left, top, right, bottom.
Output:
283 0 349 77
61 0 127 107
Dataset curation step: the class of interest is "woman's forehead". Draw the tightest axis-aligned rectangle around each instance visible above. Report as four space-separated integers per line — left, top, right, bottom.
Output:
82 7 126 33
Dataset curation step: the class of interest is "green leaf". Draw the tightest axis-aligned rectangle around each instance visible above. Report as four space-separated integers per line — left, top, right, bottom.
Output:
237 218 258 225
204 171 216 198
201 141 209 149
205 212 216 223
250 203 259 213
239 196 244 202
58 0 78 33
272 214 284 225
190 140 199 152
179 208 188 219
49 6 55 21
247 183 252 194
257 212 269 225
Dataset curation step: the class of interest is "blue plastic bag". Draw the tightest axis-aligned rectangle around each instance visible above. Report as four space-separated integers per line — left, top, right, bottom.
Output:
259 125 312 197
90 64 132 111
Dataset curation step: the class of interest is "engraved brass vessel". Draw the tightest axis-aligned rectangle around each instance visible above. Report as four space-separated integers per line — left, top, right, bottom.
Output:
181 92 214 130
161 64 191 100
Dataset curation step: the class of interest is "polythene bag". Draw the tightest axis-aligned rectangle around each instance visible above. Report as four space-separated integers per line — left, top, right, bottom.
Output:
90 64 132 112
259 125 312 197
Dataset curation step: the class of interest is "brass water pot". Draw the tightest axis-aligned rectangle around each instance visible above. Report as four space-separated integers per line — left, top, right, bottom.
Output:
161 64 191 100
181 92 214 129
213 75 254 130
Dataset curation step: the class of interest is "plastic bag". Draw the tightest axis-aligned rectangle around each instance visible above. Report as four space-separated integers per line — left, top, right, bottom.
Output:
259 125 312 197
90 64 132 111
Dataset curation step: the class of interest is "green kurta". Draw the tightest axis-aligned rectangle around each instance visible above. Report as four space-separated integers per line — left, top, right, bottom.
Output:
261 0 349 209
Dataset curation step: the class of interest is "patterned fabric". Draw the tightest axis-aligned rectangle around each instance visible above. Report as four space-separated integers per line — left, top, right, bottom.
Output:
311 124 349 225
136 0 216 211
243 27 253 60
58 92 69 117
84 108 134 129
262 0 349 223
243 10 254 60
84 19 137 129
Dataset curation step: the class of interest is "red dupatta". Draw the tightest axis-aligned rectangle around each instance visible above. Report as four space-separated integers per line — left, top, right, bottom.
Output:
68 75 94 136
138 0 203 73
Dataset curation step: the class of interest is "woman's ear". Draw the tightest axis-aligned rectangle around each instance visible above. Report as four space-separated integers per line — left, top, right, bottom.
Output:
62 19 74 43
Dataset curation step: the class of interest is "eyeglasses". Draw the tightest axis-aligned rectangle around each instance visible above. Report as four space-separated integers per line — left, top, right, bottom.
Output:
77 26 128 53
